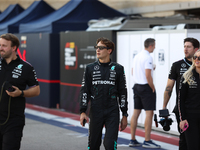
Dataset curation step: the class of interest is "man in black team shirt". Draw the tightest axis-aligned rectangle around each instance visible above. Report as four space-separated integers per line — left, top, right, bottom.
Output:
163 37 199 150
0 33 40 150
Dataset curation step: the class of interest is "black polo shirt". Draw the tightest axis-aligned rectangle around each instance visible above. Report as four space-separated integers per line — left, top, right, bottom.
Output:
168 57 192 112
0 55 39 122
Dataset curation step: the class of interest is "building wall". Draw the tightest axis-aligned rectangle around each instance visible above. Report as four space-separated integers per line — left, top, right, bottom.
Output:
0 0 197 15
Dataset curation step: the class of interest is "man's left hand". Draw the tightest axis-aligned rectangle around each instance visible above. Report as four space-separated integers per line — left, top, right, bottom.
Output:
6 86 21 97
120 116 127 131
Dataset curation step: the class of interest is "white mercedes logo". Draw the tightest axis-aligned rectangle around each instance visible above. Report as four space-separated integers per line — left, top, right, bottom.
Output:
181 63 186 68
94 65 99 70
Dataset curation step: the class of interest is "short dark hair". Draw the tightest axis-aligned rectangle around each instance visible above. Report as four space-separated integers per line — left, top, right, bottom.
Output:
184 37 199 49
0 33 20 51
96 37 115 54
144 38 155 48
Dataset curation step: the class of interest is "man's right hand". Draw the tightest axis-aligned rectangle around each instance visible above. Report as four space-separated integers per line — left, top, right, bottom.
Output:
163 79 175 109
80 112 87 127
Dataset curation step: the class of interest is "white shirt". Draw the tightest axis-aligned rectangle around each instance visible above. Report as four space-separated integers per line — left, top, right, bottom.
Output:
132 49 153 84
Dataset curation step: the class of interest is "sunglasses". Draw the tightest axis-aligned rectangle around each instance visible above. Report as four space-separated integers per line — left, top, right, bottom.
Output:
94 46 109 50
193 55 200 61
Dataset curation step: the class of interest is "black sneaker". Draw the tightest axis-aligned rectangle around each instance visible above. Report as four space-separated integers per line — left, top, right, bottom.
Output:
142 140 161 148
129 139 141 147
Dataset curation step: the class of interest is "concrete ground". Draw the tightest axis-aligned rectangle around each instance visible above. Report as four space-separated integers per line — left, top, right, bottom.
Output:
20 104 179 150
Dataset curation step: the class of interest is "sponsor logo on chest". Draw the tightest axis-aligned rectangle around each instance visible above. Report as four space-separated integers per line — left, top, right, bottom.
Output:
189 76 198 88
180 63 188 75
12 64 23 78
92 65 116 85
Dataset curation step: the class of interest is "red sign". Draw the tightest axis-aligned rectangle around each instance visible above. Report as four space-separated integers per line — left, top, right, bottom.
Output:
17 48 26 61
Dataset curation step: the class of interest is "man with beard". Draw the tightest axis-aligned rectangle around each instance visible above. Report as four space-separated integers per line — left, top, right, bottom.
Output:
0 33 40 150
163 37 199 150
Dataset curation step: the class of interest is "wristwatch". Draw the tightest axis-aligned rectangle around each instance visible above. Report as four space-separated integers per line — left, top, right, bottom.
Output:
20 90 24 97
123 113 128 117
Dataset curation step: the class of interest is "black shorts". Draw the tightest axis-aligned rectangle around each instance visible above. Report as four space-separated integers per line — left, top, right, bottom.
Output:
133 84 156 110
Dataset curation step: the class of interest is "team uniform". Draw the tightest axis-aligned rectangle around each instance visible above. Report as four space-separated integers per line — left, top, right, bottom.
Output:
178 69 200 150
0 55 39 150
132 49 156 110
79 60 128 150
168 57 192 150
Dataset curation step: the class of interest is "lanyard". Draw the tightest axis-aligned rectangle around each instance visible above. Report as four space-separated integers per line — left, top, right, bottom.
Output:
183 58 191 67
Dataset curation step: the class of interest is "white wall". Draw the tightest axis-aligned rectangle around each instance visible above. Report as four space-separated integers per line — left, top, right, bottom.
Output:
117 29 200 134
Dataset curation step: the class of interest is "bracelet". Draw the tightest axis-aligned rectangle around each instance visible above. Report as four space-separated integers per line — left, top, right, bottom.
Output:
20 90 24 97
123 113 128 117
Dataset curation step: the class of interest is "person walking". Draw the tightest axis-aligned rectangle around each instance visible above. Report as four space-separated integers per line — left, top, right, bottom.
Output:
179 49 200 150
79 37 128 150
0 33 40 150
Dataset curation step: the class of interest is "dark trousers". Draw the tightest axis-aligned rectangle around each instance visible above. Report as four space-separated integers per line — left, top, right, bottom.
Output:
0 118 24 150
184 113 200 150
88 107 119 150
174 111 187 150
